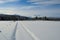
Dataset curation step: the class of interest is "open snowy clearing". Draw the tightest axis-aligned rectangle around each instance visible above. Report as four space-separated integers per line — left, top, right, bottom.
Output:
0 21 60 40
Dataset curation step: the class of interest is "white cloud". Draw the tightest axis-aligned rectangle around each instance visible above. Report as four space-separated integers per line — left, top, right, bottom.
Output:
27 0 60 5
33 1 60 5
21 9 60 17
19 6 40 10
0 5 60 17
0 7 60 17
0 0 19 4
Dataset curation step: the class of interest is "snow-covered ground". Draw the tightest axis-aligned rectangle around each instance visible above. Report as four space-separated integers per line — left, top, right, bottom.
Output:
0 21 60 40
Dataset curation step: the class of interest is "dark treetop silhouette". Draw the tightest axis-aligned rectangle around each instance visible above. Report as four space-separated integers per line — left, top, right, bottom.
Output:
0 14 60 21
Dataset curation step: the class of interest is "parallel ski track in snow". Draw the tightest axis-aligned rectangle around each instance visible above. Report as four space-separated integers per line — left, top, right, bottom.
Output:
20 21 40 40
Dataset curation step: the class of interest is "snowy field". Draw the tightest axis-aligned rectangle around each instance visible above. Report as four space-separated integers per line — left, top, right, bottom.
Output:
0 21 60 40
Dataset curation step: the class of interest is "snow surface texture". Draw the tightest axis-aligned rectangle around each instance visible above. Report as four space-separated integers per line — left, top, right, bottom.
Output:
0 21 60 40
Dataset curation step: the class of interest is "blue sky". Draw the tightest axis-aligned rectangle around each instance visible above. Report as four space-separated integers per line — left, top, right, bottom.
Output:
0 0 60 17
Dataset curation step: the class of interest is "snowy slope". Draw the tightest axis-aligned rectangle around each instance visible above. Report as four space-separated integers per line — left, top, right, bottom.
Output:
0 21 60 40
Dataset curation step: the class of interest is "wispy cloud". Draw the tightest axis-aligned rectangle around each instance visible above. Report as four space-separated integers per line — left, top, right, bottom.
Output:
0 0 60 17
0 0 19 4
0 5 60 17
27 0 60 5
